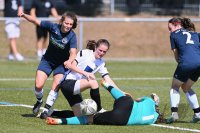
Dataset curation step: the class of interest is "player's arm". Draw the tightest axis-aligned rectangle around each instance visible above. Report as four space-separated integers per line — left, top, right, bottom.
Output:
30 8 36 18
51 8 59 18
68 60 95 80
172 49 179 63
64 48 77 69
18 12 41 26
103 75 132 97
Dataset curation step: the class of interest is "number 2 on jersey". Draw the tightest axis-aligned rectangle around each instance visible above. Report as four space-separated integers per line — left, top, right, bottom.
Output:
183 32 194 44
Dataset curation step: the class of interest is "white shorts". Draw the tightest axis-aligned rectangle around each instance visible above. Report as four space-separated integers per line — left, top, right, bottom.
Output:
5 21 20 39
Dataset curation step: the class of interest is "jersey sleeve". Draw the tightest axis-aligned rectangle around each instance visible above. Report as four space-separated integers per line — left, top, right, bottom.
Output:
75 50 82 63
97 62 109 77
69 32 77 49
198 33 200 42
170 34 176 50
40 21 54 31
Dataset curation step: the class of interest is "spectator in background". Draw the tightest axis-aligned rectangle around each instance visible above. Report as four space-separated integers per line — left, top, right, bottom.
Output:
30 0 59 60
4 0 24 61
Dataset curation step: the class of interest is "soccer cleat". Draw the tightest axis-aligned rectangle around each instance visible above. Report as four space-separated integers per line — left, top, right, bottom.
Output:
40 110 48 119
15 53 24 61
165 112 179 124
8 54 15 61
101 80 110 88
97 108 107 113
46 117 60 125
32 101 43 116
191 115 200 123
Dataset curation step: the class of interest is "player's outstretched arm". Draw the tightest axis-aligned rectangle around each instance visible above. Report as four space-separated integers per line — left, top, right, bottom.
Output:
18 12 41 26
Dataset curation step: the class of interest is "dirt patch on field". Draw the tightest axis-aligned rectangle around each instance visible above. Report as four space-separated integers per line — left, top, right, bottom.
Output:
1 13 200 59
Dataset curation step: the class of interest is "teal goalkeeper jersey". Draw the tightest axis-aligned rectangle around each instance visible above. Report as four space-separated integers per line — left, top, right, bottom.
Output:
127 97 159 125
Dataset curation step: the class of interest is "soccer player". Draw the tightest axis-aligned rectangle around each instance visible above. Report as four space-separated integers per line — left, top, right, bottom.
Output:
30 0 59 60
58 39 131 118
4 0 24 61
166 17 200 123
18 12 78 118
46 80 162 125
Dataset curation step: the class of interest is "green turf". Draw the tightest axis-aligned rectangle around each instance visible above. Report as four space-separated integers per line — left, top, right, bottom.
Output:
0 60 200 133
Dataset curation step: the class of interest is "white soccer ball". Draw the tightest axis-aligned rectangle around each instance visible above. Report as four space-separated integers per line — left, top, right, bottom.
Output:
80 99 97 115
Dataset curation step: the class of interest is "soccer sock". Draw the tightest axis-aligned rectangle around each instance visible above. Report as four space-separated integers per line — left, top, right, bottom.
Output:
61 116 88 125
170 88 180 111
185 89 200 115
90 88 102 111
37 50 42 57
45 90 58 110
106 86 125 100
42 48 47 55
34 88 43 103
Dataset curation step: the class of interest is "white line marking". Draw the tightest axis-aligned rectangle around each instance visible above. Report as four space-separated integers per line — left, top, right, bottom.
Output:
1 102 200 132
0 77 172 81
152 124 200 133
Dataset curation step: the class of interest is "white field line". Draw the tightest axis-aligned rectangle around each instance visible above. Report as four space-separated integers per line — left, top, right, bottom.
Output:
0 77 172 81
152 124 200 133
1 102 200 132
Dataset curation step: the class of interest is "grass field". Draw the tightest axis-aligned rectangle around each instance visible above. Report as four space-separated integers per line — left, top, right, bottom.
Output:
1 60 200 133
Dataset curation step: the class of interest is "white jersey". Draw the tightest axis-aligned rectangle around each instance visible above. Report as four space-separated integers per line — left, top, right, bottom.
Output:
65 49 109 80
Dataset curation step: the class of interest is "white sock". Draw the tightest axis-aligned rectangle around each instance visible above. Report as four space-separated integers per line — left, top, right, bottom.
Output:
170 88 180 107
37 50 43 57
46 90 58 107
42 48 47 55
34 89 43 102
185 89 199 109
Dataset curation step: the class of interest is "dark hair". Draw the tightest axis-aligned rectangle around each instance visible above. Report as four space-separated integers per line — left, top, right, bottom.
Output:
86 40 96 51
86 39 110 51
96 39 110 50
168 17 196 31
60 12 77 29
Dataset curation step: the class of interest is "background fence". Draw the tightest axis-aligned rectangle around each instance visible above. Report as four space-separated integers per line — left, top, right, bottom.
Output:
1 0 200 16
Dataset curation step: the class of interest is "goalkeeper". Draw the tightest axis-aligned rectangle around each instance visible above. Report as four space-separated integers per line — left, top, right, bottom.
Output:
46 80 164 125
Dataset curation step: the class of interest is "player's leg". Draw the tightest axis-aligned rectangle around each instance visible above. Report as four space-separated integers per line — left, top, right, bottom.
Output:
33 70 48 116
183 78 200 123
33 59 52 116
79 79 103 112
5 22 24 61
60 79 83 116
46 115 89 125
101 80 125 100
40 65 66 119
166 78 182 124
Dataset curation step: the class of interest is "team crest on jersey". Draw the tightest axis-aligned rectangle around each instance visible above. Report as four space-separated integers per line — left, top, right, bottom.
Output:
62 38 69 44
45 2 51 8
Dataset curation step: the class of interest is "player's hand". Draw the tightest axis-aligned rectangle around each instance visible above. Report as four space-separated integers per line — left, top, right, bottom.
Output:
18 12 25 17
84 72 95 80
64 60 72 69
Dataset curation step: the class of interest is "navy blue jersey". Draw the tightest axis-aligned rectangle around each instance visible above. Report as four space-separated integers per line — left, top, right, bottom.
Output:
31 0 55 17
40 21 77 66
4 0 22 17
170 29 200 66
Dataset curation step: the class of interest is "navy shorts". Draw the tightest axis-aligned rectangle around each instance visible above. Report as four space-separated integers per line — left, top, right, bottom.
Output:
174 64 200 82
37 57 66 77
